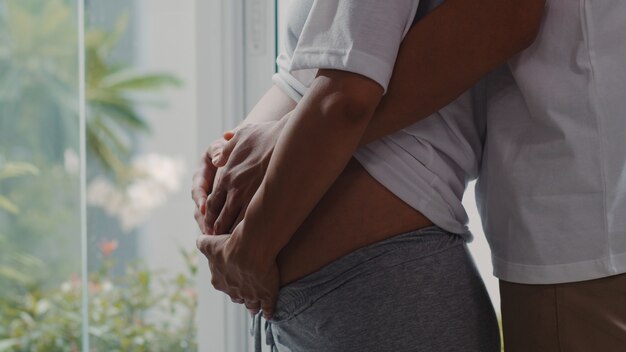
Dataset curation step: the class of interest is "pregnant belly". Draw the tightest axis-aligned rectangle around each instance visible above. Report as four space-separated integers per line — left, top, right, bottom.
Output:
277 158 433 286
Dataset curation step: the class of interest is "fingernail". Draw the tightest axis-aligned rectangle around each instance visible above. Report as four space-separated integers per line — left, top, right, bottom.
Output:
212 155 221 165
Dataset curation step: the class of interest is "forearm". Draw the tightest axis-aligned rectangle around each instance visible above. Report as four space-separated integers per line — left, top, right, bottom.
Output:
234 72 382 262
240 85 297 126
360 0 545 144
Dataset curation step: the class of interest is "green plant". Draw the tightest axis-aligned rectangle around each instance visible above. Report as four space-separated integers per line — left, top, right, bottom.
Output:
0 0 181 176
0 247 198 352
85 13 181 179
0 0 80 163
0 160 43 298
0 0 86 288
0 161 39 214
0 1 193 350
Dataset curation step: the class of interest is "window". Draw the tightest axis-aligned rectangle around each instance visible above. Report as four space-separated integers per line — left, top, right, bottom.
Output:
0 1 497 351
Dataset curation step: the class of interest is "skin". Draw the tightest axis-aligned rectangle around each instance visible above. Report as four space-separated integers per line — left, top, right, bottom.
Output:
276 158 433 286
192 86 296 234
198 69 387 318
193 0 546 318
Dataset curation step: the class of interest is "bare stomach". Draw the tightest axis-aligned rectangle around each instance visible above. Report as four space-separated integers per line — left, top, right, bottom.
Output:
276 158 433 286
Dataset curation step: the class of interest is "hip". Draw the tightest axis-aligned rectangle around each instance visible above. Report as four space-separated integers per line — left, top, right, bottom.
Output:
277 158 434 286
266 227 500 351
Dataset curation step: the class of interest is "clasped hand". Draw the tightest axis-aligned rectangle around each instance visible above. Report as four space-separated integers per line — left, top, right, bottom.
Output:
191 120 285 318
195 223 279 319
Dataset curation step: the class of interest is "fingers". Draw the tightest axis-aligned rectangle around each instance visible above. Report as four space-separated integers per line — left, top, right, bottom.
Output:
232 298 269 319
195 234 210 255
194 206 207 234
213 192 241 235
191 165 210 214
223 130 235 141
213 133 238 167
230 297 256 318
245 300 261 315
196 233 223 257
191 141 224 214
192 171 209 233
229 297 257 319
205 188 227 235
229 204 247 233
208 139 226 166
261 296 276 320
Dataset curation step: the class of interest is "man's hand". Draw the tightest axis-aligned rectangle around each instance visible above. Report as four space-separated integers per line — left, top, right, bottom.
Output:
196 223 280 319
203 119 288 235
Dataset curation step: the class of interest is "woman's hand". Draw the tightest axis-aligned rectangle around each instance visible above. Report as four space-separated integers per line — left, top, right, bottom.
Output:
192 138 227 234
196 222 280 319
200 118 288 235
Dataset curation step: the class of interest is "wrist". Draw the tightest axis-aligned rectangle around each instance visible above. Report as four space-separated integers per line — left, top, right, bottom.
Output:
230 220 279 271
261 117 289 169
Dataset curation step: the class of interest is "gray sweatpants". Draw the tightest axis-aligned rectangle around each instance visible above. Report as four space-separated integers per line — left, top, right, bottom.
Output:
253 227 500 352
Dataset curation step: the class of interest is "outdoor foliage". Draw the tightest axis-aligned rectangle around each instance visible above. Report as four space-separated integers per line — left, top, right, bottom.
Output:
85 12 181 178
0 246 198 352
0 0 181 173
0 0 194 350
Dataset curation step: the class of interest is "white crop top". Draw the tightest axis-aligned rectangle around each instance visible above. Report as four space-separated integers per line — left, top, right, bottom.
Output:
273 0 484 238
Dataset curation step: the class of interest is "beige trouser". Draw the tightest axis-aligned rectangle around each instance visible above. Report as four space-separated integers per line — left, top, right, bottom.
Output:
500 274 626 352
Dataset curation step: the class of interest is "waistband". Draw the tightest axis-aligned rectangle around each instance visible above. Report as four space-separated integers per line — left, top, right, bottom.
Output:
271 226 463 323
253 226 464 350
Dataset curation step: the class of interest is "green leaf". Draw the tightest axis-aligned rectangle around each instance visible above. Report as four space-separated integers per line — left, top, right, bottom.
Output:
0 162 39 180
0 195 19 214
90 116 131 155
86 127 127 175
40 0 71 39
100 71 181 91
0 338 19 351
12 252 44 269
0 265 30 284
176 274 186 288
90 99 150 132
138 271 150 288
110 11 131 50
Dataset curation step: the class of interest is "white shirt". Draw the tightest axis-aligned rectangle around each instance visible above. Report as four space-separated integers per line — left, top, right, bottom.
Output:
477 0 626 284
273 0 484 238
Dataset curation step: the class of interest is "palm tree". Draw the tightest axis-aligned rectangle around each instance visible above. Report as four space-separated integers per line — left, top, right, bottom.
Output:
0 0 181 178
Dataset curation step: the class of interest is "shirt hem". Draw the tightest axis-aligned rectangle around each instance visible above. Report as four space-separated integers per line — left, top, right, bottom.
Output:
289 48 393 93
493 251 626 284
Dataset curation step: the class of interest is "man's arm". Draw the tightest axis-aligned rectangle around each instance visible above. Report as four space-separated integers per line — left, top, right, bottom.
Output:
192 0 545 235
191 86 296 233
197 69 384 318
362 0 544 143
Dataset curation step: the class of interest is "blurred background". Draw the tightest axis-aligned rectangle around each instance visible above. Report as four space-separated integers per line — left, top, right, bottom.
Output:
0 0 497 351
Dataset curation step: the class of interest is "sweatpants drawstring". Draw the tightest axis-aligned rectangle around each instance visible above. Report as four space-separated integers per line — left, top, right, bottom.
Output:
252 313 277 351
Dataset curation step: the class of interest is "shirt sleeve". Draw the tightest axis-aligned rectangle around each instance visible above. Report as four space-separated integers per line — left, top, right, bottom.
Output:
289 0 419 93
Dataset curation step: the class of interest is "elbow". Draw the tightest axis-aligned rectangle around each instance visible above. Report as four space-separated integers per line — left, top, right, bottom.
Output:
319 92 378 125
312 71 383 126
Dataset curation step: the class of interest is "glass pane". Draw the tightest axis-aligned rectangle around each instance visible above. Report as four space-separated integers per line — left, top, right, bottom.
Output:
0 0 85 350
84 0 198 350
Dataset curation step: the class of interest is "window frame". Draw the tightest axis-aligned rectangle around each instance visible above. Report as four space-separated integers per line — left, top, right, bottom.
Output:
195 0 277 350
